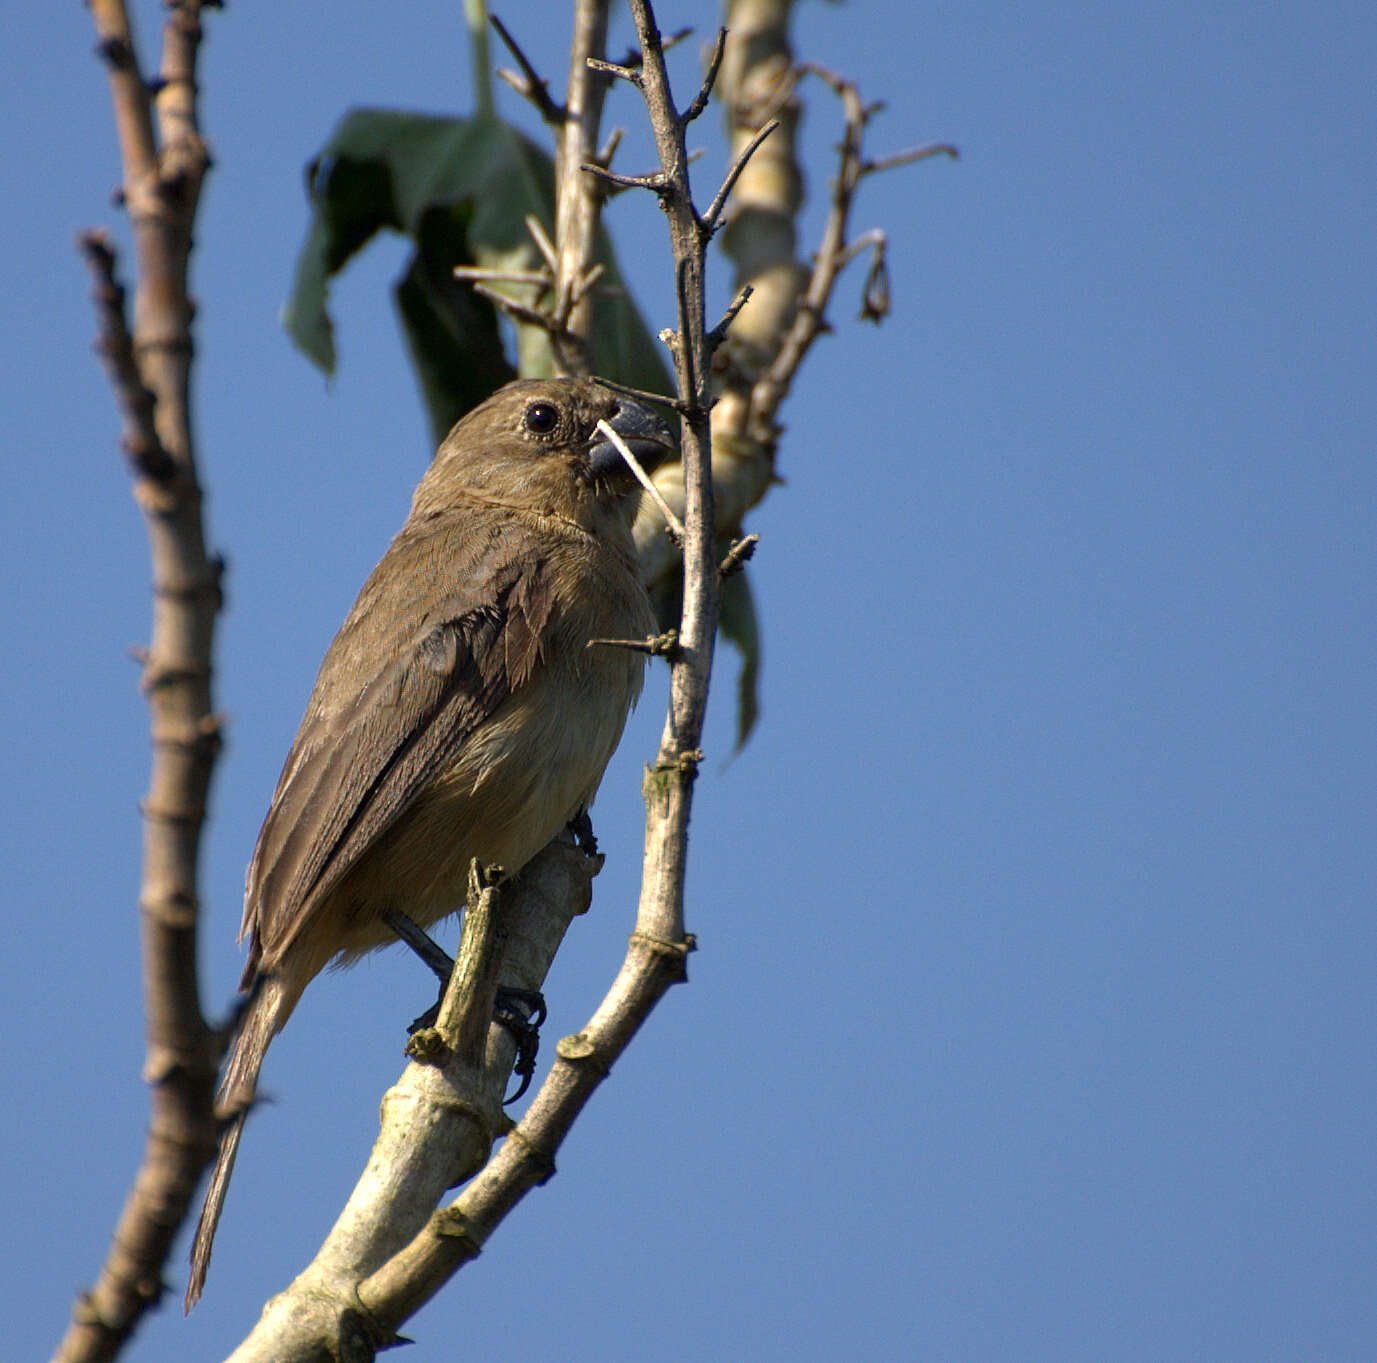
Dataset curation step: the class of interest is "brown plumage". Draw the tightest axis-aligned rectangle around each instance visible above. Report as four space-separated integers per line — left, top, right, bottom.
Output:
186 377 673 1307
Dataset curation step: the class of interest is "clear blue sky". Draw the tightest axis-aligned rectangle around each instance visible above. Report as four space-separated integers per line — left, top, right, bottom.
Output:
7 3 1375 1360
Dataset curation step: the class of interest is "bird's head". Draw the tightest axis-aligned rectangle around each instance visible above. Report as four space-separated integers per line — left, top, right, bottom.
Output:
415 377 677 538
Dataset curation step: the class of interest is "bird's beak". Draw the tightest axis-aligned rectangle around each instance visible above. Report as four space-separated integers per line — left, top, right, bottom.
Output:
587 398 676 481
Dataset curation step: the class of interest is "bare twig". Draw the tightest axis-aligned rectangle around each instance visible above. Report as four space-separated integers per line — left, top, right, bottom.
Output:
753 64 955 418
595 417 686 541
489 12 566 124
586 629 681 658
585 55 642 87
589 373 685 414
707 284 754 353
524 212 559 273
683 27 728 123
57 4 222 1362
451 266 553 288
78 231 176 485
471 282 583 346
579 161 667 193
700 117 779 235
866 140 960 174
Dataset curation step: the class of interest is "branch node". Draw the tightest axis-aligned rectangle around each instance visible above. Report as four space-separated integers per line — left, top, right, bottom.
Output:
504 1123 559 1185
431 1206 484 1255
554 1031 612 1077
719 534 760 578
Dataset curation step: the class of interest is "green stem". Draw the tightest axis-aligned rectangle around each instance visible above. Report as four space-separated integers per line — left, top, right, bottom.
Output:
464 0 495 117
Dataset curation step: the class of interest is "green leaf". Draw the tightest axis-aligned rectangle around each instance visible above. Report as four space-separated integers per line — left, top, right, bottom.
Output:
719 566 762 752
283 108 672 444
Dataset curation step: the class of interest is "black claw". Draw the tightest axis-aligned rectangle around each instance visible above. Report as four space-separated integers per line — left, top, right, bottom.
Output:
494 986 547 1103
568 808 599 856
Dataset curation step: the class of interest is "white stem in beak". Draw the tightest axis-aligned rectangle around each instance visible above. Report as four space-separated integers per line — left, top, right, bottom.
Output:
595 417 687 542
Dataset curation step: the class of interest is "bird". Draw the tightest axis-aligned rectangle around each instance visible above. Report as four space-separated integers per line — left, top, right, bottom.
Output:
185 376 674 1307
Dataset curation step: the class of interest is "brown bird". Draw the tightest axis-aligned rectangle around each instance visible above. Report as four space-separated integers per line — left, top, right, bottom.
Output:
186 377 673 1306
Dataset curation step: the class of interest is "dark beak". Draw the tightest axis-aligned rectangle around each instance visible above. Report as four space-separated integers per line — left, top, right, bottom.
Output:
587 398 676 481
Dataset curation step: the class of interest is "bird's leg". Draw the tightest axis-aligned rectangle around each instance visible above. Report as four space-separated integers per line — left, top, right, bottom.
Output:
382 907 454 984
382 907 545 1104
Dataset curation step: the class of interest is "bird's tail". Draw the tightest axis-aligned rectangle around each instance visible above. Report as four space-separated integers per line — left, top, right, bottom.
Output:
184 975 284 1311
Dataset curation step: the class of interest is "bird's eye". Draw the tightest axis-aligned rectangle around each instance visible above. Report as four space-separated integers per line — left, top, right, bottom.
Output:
523 401 560 435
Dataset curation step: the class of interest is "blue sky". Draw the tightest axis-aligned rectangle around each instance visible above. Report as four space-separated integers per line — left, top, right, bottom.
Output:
7 3 1376 1360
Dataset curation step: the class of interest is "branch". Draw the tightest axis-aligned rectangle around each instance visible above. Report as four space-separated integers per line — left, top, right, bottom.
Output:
547 0 614 373
635 10 955 593
752 62 957 422
226 837 603 1361
230 6 728 1349
56 5 222 1362
489 12 565 124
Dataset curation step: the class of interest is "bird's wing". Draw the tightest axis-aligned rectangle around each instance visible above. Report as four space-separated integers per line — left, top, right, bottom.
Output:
240 513 555 968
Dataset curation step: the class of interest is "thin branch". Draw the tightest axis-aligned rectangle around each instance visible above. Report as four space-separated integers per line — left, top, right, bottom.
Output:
865 140 960 174
524 212 559 273
56 5 221 1362
471 282 578 339
579 161 667 193
588 374 684 414
489 12 566 123
587 629 681 658
451 266 553 288
683 27 727 123
78 230 176 485
700 117 779 236
753 63 955 424
595 417 686 541
569 260 607 305
585 55 642 87
706 284 754 353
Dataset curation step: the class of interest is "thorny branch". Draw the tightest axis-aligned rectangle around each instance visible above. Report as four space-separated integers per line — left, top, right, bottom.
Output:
753 62 957 419
634 12 955 596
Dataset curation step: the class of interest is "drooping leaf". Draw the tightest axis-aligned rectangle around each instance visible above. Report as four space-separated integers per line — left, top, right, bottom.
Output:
284 108 672 444
719 565 761 751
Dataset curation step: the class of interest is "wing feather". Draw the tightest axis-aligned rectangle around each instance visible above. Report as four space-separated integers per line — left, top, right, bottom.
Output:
241 509 553 970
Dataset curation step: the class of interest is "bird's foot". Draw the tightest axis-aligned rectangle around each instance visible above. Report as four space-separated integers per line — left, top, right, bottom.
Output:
567 808 599 856
494 986 547 1104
